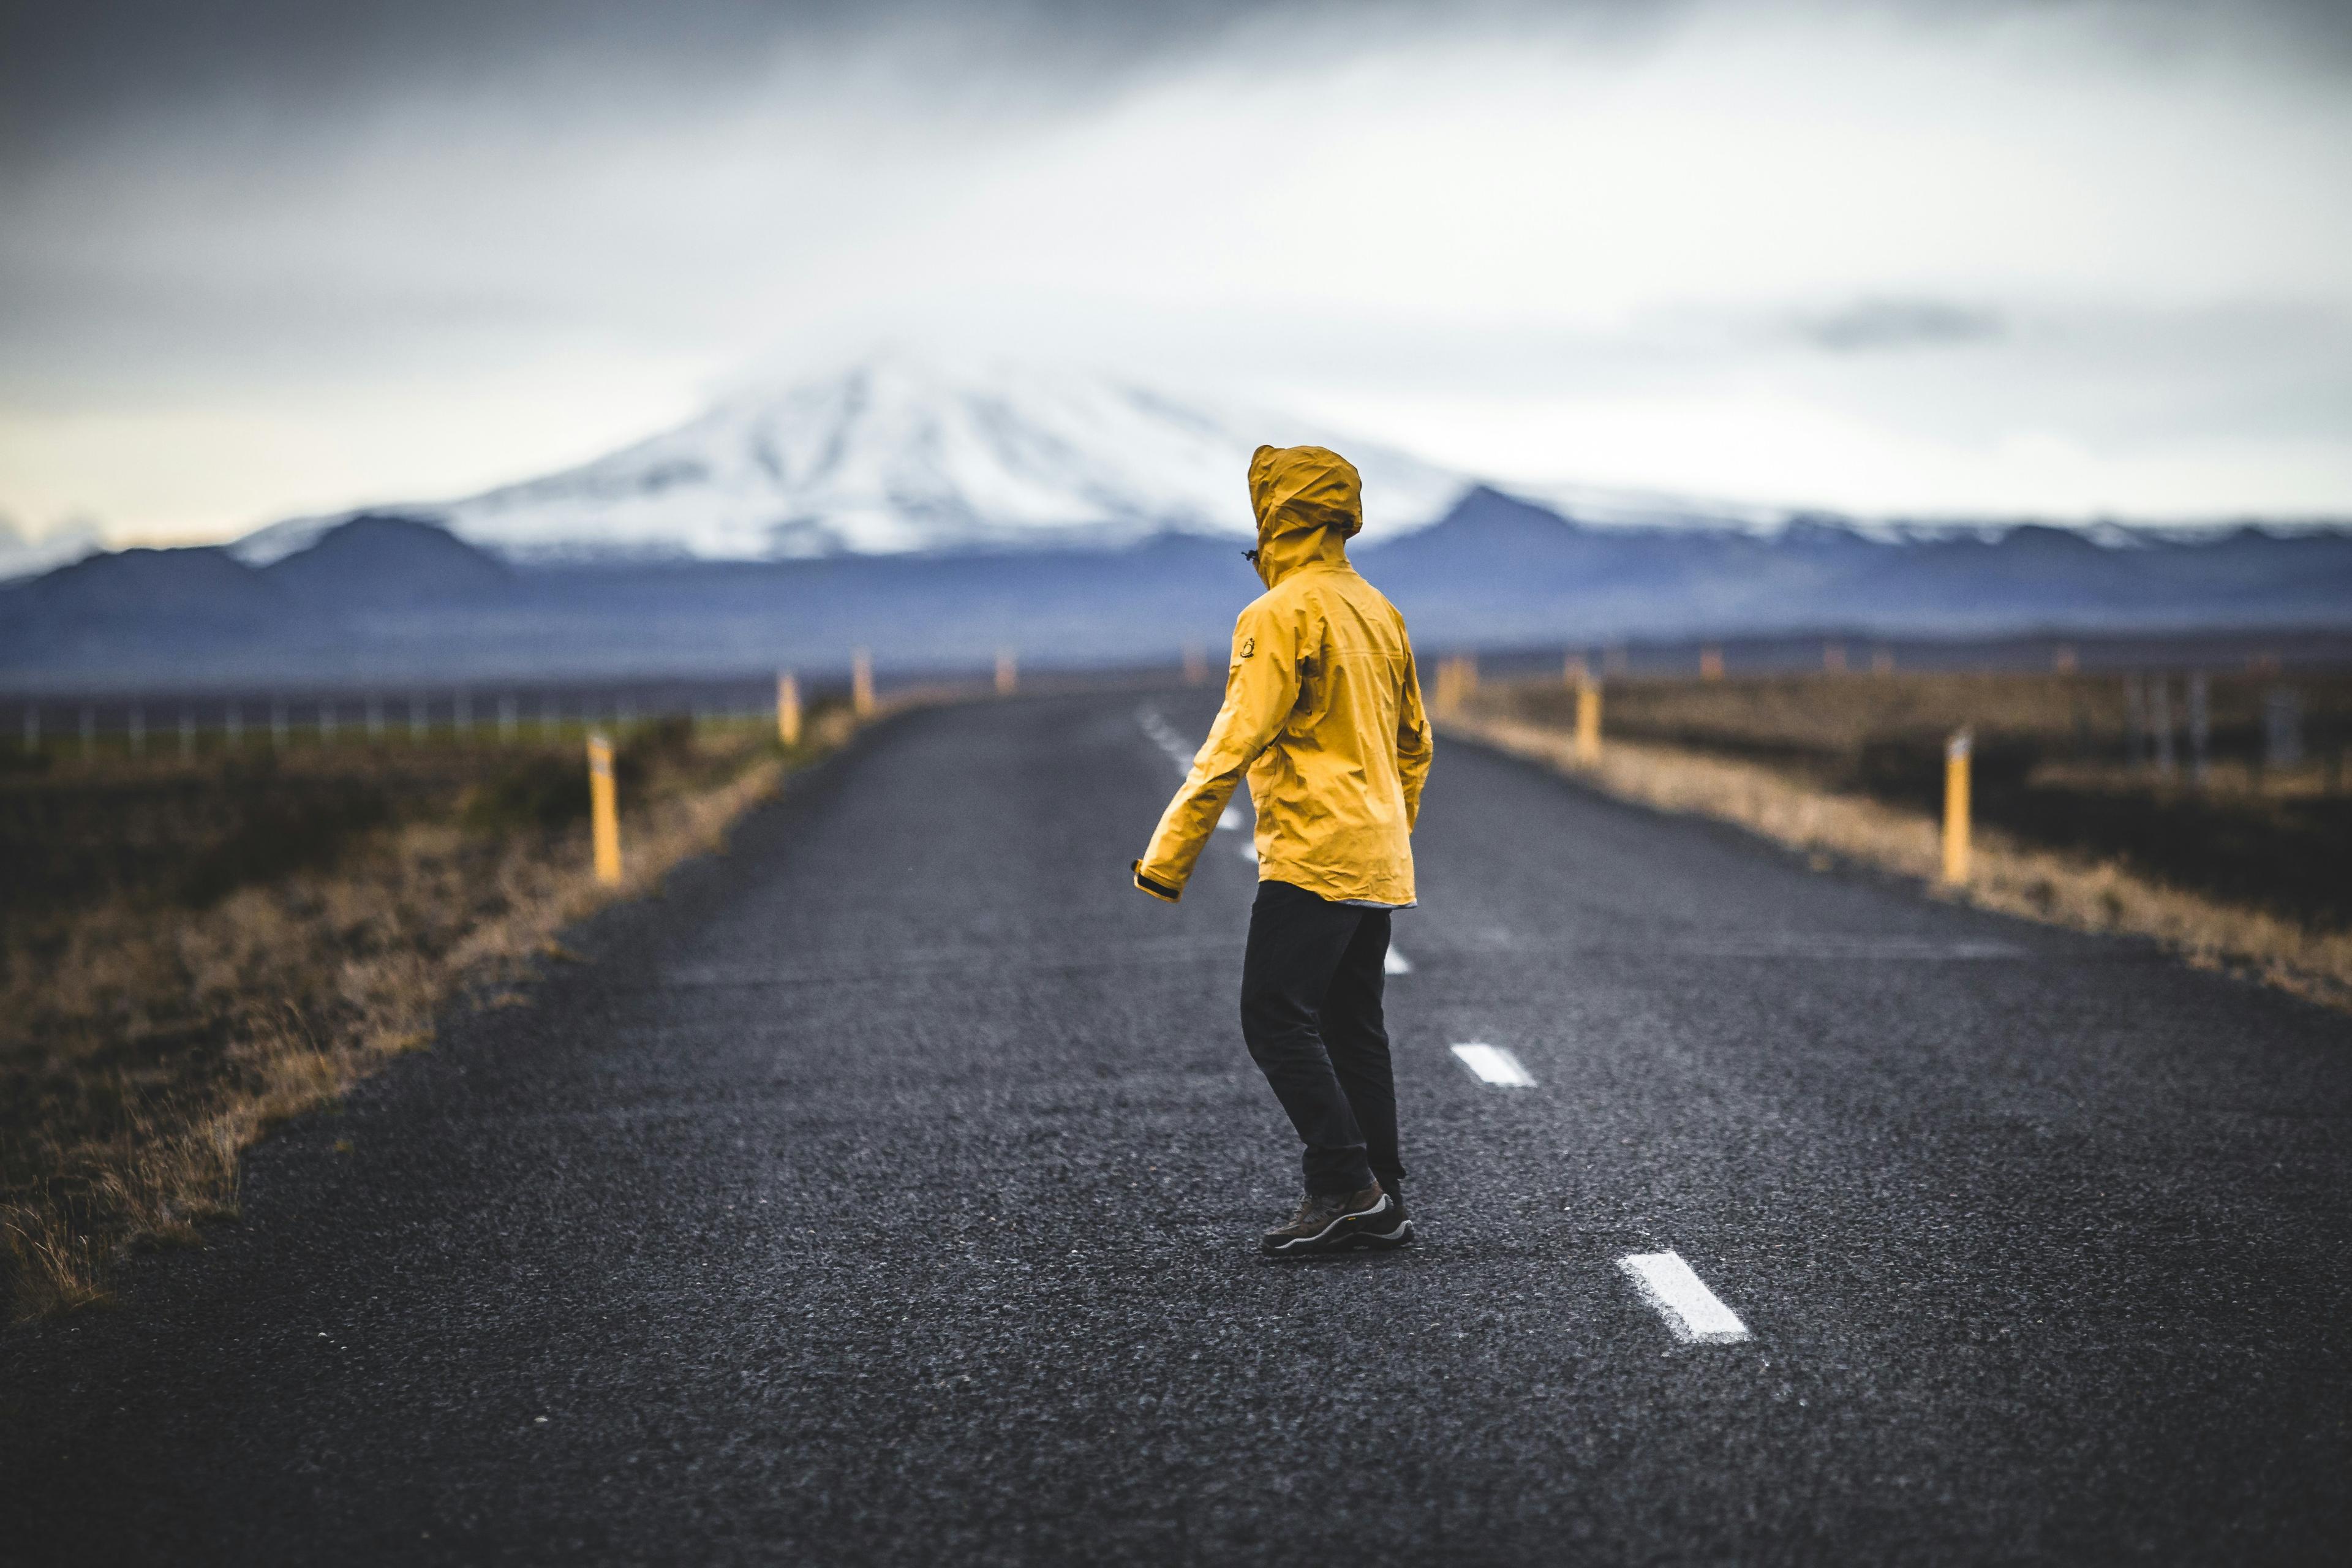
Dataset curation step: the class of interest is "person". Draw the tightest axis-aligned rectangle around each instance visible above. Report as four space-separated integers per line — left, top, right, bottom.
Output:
1131 443 1434 1256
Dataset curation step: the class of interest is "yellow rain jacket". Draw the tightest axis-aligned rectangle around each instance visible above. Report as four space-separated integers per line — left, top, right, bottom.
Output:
1133 444 1433 907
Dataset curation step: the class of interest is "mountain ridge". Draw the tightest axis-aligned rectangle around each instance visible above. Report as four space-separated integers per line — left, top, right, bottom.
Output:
195 352 2352 576
9 486 2350 688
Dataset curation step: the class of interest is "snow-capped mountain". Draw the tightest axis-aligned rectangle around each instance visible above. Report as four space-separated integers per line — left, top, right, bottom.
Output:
0 514 103 583
237 354 1473 564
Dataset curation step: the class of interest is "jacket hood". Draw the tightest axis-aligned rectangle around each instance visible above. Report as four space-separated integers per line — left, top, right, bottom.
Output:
1247 445 1362 587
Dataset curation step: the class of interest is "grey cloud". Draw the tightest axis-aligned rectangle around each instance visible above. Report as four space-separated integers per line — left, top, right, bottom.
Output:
9 0 2346 173
1801 299 2006 354
0 1 1482 165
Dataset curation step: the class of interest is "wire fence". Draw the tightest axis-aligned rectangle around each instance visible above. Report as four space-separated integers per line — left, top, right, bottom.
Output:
3 679 844 765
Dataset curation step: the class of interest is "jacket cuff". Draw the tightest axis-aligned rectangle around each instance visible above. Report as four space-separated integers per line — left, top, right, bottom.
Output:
1131 861 1183 903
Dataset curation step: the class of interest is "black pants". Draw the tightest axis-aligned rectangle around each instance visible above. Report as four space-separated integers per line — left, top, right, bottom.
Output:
1240 880 1405 1196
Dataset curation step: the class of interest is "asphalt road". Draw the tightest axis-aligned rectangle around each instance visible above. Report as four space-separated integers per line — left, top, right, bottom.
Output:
7 689 2351 1565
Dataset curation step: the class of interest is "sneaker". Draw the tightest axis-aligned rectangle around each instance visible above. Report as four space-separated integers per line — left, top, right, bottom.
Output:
1260 1185 1395 1257
1360 1177 1414 1250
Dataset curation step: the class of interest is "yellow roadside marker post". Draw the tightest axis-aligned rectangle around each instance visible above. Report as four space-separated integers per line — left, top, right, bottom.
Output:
996 647 1018 696
1575 677 1602 763
1942 729 1972 886
587 731 622 886
852 648 875 718
1433 655 1462 718
776 671 801 748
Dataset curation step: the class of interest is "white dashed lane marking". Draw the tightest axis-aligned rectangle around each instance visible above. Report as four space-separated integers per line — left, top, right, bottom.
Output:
1617 1251 1752 1344
1136 707 1196 776
1450 1042 1535 1087
1141 709 1252 845
1384 948 1412 975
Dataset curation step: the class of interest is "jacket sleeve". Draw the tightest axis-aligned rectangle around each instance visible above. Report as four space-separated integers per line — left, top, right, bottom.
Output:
1132 598 1300 902
1396 641 1433 831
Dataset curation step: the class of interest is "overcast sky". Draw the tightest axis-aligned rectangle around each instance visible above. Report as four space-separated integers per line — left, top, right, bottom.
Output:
4 0 2349 546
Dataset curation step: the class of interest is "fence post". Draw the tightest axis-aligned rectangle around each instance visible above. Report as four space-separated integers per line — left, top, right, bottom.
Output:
1183 642 1208 686
1700 644 1724 681
1942 729 1972 886
777 671 801 747
2151 677 2176 776
996 647 1018 697
2264 688 2303 772
2187 673 2211 786
852 649 875 718
1575 677 1602 763
587 731 622 885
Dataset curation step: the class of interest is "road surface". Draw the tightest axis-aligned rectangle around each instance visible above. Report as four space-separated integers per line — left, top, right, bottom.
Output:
7 689 2351 1564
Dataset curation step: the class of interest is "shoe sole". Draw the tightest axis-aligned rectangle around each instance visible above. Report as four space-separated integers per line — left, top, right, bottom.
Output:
1261 1196 1402 1257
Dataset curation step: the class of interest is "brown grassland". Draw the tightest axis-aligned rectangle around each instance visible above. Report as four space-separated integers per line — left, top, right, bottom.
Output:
1 707 853 1320
1452 668 2352 1012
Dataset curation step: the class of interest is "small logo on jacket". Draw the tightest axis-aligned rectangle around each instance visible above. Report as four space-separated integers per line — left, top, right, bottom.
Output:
1238 636 1256 658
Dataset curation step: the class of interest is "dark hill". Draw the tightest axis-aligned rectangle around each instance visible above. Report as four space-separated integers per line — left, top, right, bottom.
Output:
262 514 511 607
0 546 285 668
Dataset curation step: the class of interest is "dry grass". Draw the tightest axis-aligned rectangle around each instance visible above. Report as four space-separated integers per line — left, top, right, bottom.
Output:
1 707 859 1319
1504 669 2350 789
1450 709 2352 1016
